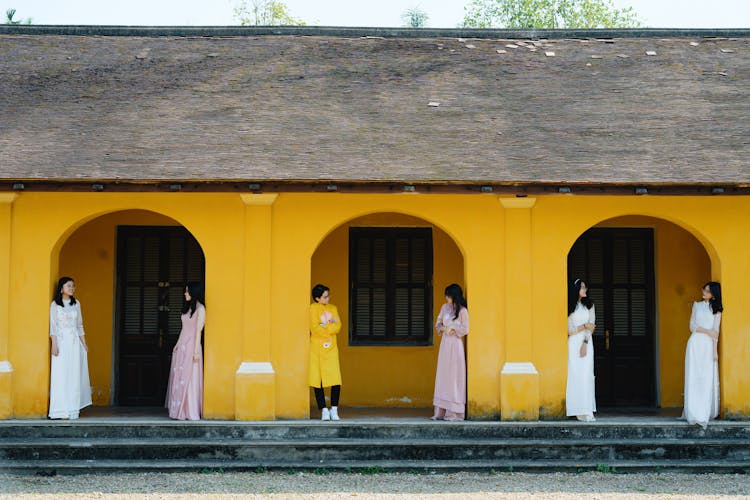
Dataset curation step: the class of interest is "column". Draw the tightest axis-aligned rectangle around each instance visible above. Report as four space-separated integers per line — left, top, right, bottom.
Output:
498 197 539 421
234 194 277 420
0 194 17 418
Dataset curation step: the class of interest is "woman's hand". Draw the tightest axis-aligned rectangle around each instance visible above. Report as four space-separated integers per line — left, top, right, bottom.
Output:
51 343 59 357
585 322 596 332
579 341 588 358
193 353 200 363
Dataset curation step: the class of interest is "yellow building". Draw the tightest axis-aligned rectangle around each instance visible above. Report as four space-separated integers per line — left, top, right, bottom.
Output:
0 27 748 421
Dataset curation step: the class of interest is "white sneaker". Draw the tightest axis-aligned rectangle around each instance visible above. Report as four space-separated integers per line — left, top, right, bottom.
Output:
321 408 331 421
330 406 340 421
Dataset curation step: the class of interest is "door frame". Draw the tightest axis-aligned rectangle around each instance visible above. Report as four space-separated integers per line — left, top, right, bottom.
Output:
113 225 205 406
568 227 658 409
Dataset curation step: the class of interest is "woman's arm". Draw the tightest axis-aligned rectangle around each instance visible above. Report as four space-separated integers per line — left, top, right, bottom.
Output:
567 313 586 337
327 306 342 335
50 303 59 356
309 305 328 337
695 308 720 340
77 302 88 352
711 312 721 360
194 305 206 361
453 308 470 337
689 302 698 334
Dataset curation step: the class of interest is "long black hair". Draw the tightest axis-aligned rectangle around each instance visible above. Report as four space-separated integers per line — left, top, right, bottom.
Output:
182 281 204 318
444 283 467 320
568 278 593 315
53 277 76 307
704 281 723 315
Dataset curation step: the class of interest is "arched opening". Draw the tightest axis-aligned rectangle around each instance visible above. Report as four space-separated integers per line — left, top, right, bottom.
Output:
311 212 465 416
567 215 712 410
57 209 205 409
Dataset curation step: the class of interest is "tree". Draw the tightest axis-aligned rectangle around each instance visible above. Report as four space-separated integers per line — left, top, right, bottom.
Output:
402 6 429 28
462 0 642 29
5 8 32 24
233 0 306 26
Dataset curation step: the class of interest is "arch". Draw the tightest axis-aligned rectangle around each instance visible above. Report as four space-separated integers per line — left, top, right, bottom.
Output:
50 206 206 264
566 214 713 410
563 211 720 280
308 206 468 263
310 211 466 414
55 209 207 409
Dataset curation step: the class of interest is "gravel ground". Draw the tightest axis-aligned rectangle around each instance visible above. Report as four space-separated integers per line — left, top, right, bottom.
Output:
1 471 749 499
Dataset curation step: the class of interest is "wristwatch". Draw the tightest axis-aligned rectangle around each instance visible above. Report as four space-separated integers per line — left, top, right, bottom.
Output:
583 338 589 344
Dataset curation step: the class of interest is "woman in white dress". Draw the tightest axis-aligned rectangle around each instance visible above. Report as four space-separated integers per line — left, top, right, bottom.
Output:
566 278 596 421
682 281 722 428
49 277 92 419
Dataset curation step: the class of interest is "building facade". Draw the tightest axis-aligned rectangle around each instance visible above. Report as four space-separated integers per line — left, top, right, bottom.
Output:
0 27 748 420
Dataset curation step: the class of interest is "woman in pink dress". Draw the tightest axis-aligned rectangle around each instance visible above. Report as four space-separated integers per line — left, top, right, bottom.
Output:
432 283 469 421
165 282 205 420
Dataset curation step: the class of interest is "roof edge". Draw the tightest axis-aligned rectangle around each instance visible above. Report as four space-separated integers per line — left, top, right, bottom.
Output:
2 25 750 39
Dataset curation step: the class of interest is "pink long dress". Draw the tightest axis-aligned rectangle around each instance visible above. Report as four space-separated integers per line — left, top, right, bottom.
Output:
165 303 205 420
433 303 469 420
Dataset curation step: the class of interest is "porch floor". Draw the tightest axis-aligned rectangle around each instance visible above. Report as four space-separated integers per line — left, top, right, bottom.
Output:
7 405 686 423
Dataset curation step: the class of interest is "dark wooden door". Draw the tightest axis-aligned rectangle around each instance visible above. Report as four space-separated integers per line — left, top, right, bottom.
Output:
116 226 205 406
568 228 656 407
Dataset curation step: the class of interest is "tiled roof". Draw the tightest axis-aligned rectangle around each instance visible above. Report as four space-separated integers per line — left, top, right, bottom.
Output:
1 28 748 184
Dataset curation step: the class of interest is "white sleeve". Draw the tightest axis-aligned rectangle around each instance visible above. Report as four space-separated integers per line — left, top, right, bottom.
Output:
689 302 698 334
567 313 577 335
76 301 85 337
712 311 722 337
49 302 58 337
588 304 596 325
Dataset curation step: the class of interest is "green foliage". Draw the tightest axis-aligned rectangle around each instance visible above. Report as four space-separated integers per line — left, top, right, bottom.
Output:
361 465 386 474
5 8 32 24
596 463 617 473
462 0 642 29
312 467 330 475
401 6 429 28
233 0 306 26
254 466 269 473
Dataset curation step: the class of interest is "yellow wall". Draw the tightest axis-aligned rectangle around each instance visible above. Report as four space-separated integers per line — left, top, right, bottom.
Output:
310 213 464 408
58 210 180 406
1 192 748 420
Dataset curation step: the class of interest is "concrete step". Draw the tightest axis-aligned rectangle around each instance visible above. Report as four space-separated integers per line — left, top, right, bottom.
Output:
2 420 748 473
2 438 750 462
1 458 749 474
1 421 748 441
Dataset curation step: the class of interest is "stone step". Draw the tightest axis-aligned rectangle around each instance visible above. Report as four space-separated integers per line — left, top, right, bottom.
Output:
2 420 748 473
1 421 748 441
1 458 749 474
2 438 750 462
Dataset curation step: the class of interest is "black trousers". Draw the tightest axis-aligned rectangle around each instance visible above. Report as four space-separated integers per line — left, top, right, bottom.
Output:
313 384 341 409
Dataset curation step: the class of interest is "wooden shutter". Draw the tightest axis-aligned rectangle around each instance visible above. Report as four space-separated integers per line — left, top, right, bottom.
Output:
349 227 433 346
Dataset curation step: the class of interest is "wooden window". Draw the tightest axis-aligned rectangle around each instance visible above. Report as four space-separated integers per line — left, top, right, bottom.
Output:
349 227 433 346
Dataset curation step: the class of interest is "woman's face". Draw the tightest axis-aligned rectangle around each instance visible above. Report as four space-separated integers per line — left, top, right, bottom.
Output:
184 287 192 302
61 280 75 297
578 282 588 299
317 290 330 305
702 285 713 301
445 295 453 305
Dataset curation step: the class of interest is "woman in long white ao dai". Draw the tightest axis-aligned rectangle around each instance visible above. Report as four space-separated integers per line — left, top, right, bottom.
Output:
682 281 722 428
49 277 92 419
566 278 597 421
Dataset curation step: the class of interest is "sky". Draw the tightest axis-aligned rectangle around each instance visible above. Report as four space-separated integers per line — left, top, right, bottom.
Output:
6 0 750 28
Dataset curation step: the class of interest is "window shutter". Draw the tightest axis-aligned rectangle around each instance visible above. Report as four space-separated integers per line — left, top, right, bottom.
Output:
349 228 433 346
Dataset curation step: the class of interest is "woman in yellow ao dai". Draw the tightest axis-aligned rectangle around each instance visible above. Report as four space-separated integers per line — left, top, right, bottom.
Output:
309 284 342 421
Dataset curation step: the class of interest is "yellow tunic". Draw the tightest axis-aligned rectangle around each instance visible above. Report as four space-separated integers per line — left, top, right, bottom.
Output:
308 302 342 388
